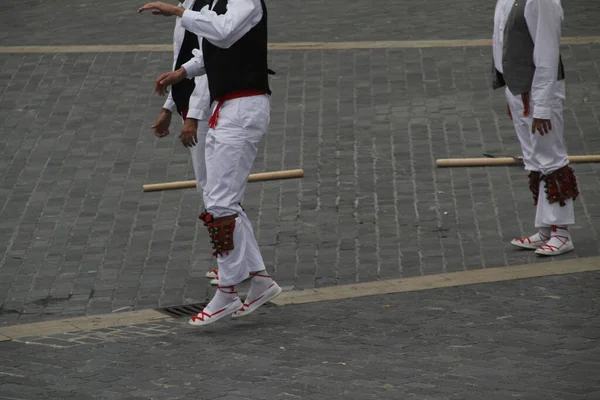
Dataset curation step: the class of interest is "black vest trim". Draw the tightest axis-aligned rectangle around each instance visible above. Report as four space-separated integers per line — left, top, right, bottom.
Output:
202 0 272 104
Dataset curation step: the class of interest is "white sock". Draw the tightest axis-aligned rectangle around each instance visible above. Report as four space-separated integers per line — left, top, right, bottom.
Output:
204 286 238 314
538 227 551 240
245 270 274 302
551 226 571 240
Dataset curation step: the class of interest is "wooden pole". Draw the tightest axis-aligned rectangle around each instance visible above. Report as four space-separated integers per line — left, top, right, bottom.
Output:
142 168 304 192
436 155 600 168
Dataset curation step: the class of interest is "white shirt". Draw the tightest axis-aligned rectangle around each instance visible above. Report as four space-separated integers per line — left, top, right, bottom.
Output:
180 0 264 78
492 0 564 119
163 0 211 120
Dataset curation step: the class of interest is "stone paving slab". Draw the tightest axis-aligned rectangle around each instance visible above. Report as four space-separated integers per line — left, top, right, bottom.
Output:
0 272 599 399
2 257 597 341
1 0 600 324
1 0 596 47
1 42 600 325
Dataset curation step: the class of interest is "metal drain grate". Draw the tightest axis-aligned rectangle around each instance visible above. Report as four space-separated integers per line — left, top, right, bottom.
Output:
157 303 207 318
156 286 293 318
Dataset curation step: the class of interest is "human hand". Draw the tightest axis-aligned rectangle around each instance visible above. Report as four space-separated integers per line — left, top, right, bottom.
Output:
180 118 198 147
531 118 552 136
154 68 187 96
521 92 530 117
152 109 172 137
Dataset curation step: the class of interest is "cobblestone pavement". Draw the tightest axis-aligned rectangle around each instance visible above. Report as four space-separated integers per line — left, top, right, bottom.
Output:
0 272 599 399
1 0 600 324
1 0 597 46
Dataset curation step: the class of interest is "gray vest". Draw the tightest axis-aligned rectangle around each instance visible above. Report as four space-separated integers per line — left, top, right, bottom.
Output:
492 0 564 95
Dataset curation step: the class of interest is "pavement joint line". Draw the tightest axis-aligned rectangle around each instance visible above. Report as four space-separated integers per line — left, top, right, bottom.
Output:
0 256 598 341
0 36 599 53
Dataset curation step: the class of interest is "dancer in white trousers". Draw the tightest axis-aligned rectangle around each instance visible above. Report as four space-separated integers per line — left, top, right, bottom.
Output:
150 0 220 284
139 0 281 326
493 0 579 256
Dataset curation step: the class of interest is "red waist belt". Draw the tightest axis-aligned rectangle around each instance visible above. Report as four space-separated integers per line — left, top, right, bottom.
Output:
208 89 267 129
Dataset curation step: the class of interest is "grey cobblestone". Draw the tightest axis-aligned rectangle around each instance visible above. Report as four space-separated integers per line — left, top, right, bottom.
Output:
1 1 600 323
1 272 599 399
0 0 597 46
1 44 600 322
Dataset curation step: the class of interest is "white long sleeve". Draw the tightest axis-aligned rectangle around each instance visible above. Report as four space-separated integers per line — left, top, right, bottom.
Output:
163 91 176 112
492 0 510 74
185 41 211 120
186 76 211 119
164 0 191 110
180 0 263 49
525 0 563 119
182 48 206 78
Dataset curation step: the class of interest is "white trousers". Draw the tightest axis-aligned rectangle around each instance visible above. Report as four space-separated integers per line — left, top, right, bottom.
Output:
203 95 270 286
505 81 574 227
188 118 209 193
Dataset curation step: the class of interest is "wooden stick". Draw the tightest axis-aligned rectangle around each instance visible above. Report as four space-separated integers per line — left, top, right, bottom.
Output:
142 168 304 192
436 155 600 167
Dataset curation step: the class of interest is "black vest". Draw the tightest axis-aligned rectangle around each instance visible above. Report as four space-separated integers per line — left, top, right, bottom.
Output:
202 0 272 104
492 0 564 95
172 0 208 115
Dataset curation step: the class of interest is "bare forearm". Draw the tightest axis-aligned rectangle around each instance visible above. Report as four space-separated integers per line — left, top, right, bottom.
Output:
173 6 184 17
138 2 185 17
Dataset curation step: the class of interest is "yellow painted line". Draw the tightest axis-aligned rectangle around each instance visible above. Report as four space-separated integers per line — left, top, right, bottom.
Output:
271 256 600 306
0 256 598 340
0 44 173 53
270 36 600 50
0 309 169 341
0 36 599 53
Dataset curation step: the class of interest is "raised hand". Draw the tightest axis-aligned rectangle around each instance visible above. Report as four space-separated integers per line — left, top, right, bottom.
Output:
154 69 187 96
138 2 183 16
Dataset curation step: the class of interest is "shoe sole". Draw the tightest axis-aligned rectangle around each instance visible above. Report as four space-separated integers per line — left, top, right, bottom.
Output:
188 299 243 327
535 244 575 256
210 279 220 285
511 240 543 250
231 285 282 319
